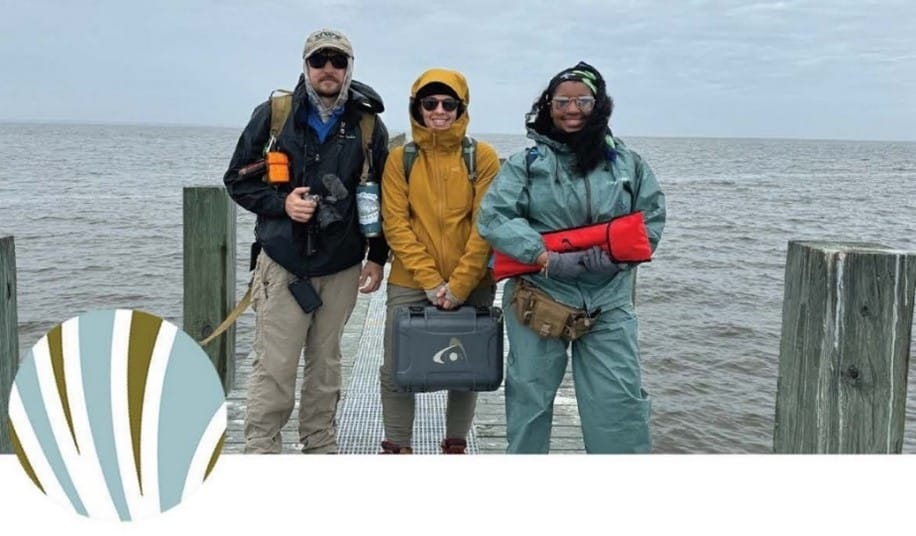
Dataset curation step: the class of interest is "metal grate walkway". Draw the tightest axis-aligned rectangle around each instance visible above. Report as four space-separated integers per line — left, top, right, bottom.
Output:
335 287 480 454
223 278 587 455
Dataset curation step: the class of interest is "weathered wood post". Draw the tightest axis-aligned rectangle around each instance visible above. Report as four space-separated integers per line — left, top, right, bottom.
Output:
183 187 236 393
774 241 916 453
1 236 19 453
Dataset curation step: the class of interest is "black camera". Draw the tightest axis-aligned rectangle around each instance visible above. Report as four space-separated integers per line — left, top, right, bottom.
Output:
314 200 344 231
306 174 348 231
303 174 349 256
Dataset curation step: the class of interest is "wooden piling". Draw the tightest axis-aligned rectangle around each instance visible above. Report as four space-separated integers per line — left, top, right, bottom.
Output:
774 241 916 453
183 187 236 393
1 236 19 453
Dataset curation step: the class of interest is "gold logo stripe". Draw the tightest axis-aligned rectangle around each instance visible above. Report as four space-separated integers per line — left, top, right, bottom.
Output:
9 421 46 495
204 433 225 481
126 310 161 495
46 324 79 453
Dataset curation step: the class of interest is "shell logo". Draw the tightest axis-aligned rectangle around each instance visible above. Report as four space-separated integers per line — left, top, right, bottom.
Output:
6 309 226 521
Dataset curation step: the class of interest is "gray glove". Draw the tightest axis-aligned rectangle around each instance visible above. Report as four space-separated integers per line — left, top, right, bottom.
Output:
425 282 446 304
581 246 620 276
546 251 585 279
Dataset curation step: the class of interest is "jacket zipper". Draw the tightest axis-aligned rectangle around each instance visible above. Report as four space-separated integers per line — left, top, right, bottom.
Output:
434 134 447 273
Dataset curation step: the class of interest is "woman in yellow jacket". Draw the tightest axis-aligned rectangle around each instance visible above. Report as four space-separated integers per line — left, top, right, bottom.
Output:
379 68 500 454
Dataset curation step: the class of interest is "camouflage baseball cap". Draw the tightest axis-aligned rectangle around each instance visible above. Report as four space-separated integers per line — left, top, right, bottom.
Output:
302 28 353 59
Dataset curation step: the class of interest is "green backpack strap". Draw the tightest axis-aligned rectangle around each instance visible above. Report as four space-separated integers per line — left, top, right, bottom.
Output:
462 136 478 182
402 141 419 183
402 136 478 183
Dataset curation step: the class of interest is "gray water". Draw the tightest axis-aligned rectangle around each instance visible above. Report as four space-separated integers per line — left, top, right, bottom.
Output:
1 123 914 453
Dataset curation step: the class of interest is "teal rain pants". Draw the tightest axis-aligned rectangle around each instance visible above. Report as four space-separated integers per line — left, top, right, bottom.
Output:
502 280 652 454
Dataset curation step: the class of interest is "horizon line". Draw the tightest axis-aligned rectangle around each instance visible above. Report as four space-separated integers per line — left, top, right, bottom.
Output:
1 119 913 145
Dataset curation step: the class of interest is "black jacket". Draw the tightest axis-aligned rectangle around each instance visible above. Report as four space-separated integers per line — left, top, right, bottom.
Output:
224 76 390 277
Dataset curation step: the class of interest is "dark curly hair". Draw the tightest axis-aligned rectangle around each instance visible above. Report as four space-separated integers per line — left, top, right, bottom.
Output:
526 61 614 174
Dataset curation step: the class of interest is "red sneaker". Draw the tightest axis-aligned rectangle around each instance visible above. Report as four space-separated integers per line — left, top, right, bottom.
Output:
440 438 467 454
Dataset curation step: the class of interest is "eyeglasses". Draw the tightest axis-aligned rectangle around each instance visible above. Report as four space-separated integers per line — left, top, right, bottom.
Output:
551 96 596 112
306 53 348 70
420 97 460 112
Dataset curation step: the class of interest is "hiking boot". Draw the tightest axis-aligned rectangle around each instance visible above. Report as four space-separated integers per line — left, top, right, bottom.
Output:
299 439 337 454
301 444 337 454
440 438 467 454
380 440 413 454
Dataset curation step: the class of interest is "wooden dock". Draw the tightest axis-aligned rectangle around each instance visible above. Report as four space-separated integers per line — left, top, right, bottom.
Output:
5 187 912 457
223 280 586 454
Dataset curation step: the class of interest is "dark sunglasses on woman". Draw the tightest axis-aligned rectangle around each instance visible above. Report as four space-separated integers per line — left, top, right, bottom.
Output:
307 53 349 69
419 97 460 112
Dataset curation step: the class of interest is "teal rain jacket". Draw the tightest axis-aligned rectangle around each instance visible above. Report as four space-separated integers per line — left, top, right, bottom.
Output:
477 131 666 310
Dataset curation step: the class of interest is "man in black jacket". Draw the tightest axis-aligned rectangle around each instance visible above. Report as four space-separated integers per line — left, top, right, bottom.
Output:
224 28 389 454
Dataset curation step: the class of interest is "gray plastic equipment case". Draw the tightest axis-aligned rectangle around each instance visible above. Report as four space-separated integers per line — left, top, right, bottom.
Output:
391 305 504 393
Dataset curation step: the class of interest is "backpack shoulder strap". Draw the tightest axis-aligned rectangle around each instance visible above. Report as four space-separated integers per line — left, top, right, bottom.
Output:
402 136 478 184
402 141 419 183
462 136 478 183
358 112 377 184
268 89 293 150
524 146 539 175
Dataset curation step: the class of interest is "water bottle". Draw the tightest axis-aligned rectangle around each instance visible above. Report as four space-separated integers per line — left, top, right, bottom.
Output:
356 181 381 237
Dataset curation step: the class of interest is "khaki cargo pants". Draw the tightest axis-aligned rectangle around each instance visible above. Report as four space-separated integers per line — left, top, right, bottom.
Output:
244 251 360 454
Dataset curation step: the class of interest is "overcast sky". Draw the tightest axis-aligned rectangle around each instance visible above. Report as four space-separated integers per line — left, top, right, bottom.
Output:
1 0 914 141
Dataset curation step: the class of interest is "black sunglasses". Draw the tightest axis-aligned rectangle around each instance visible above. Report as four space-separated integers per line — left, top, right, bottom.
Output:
419 97 460 112
307 53 348 69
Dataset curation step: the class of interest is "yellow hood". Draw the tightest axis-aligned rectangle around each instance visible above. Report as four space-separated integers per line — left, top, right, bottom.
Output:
382 68 499 300
409 68 470 149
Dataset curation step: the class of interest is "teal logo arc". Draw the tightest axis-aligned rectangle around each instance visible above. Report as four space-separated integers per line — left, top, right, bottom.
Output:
6 309 227 521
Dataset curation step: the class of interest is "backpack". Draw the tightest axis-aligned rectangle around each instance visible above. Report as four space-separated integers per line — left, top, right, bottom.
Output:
267 89 377 184
402 136 478 183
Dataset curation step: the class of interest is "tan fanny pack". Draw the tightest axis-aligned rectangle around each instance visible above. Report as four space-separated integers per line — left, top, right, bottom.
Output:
510 279 597 340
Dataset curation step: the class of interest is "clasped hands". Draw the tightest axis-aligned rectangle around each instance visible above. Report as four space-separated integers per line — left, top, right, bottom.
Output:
425 282 462 310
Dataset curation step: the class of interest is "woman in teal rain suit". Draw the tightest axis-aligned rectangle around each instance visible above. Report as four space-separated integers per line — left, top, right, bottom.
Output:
477 61 666 453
